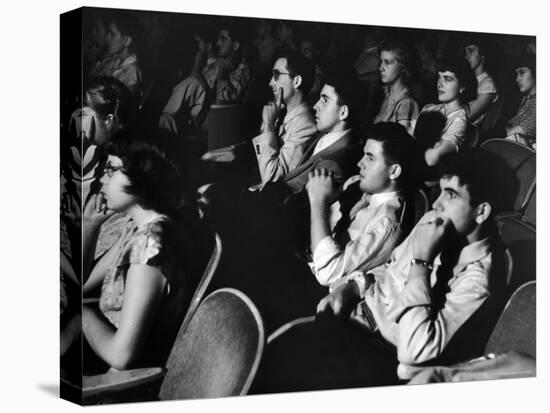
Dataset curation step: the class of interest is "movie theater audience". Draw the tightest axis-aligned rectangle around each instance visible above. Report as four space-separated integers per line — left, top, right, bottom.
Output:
63 12 536 399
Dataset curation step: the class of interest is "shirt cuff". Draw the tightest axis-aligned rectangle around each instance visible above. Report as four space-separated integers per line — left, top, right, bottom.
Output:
252 132 278 157
312 235 340 271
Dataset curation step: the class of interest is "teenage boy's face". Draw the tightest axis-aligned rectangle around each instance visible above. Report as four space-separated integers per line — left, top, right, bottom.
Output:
216 30 235 57
313 84 343 134
106 22 128 55
432 176 479 236
357 139 395 194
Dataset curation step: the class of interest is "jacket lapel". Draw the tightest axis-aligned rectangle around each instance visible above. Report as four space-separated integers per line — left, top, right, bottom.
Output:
284 131 352 181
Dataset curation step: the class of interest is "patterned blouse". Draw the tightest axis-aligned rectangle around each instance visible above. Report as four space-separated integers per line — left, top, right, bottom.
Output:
99 217 168 328
98 216 192 366
508 93 536 140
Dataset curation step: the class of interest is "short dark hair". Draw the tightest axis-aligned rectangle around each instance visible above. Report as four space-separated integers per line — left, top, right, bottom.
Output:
436 55 478 103
219 19 246 48
379 38 416 85
462 34 497 75
462 34 493 57
322 65 362 128
437 149 518 217
105 129 187 214
364 122 416 187
84 76 137 126
277 50 315 95
109 12 143 54
514 53 536 79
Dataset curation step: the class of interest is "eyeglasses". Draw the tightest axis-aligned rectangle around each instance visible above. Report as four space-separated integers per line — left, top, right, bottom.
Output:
104 163 124 177
272 69 293 81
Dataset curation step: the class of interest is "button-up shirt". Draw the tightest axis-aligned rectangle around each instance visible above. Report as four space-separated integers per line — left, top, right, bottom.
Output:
351 211 497 379
311 190 405 287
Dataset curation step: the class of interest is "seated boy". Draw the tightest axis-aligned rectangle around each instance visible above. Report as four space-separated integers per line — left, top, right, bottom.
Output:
307 122 416 287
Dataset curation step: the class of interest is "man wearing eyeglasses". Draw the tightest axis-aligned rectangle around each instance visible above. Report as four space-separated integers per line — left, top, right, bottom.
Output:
251 51 317 185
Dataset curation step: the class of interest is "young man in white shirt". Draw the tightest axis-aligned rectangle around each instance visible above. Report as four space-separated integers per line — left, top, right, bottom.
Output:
306 122 415 288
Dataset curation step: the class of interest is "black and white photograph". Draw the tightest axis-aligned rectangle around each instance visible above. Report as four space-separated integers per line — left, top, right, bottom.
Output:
3 1 546 412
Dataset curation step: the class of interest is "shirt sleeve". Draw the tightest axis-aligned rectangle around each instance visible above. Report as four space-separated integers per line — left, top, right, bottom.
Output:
252 120 316 184
477 76 498 95
312 215 401 287
389 263 490 367
128 224 163 269
395 98 420 123
440 112 468 150
162 76 208 123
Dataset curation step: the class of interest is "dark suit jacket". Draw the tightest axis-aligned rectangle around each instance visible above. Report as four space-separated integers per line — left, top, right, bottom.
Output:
283 131 361 193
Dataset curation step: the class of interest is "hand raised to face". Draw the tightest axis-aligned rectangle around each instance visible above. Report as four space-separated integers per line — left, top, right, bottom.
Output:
82 192 115 230
306 168 341 208
412 212 454 262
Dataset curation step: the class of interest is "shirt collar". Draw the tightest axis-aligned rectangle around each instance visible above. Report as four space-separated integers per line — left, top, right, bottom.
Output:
120 54 137 66
433 235 492 277
312 129 350 155
317 129 349 144
476 71 489 81
369 189 404 208
523 92 536 102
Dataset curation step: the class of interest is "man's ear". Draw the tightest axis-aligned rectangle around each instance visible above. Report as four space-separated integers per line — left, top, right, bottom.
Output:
339 105 349 121
389 164 402 181
293 74 303 89
475 202 492 225
232 40 240 51
104 114 115 130
124 36 132 48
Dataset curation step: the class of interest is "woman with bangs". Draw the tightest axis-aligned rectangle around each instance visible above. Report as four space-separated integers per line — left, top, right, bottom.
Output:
412 56 477 168
80 130 208 372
